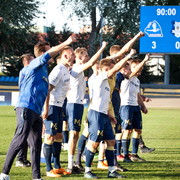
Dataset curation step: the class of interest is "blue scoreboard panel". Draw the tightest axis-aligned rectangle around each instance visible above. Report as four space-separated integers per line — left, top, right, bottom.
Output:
140 6 180 54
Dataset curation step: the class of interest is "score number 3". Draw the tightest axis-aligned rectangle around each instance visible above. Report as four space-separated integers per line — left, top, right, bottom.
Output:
152 41 156 49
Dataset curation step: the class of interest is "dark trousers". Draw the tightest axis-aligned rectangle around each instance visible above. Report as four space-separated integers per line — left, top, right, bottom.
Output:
17 141 28 161
2 107 42 179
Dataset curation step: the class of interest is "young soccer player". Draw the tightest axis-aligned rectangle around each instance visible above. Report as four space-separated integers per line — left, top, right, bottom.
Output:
120 54 150 163
84 49 135 179
75 61 100 171
41 46 76 177
0 35 77 180
66 42 108 174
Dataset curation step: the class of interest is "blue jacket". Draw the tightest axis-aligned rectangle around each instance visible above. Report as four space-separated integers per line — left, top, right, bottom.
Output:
16 52 51 115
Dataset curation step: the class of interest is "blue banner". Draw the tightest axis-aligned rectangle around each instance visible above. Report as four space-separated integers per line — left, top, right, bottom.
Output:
140 6 180 54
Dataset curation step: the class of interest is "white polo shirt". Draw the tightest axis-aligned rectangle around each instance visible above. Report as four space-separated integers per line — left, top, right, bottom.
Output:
67 64 86 104
89 71 110 114
49 63 70 107
120 76 140 106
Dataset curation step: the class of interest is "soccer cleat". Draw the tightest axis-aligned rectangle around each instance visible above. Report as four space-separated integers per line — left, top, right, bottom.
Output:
129 154 146 162
46 170 61 177
139 146 155 153
84 171 98 179
116 164 128 172
53 168 71 175
32 179 44 180
0 173 10 180
123 155 132 163
74 163 85 171
67 166 82 174
116 155 124 161
97 161 108 169
15 159 31 167
108 171 127 178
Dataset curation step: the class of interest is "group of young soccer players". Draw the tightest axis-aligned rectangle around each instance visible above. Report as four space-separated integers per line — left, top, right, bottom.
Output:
0 31 154 180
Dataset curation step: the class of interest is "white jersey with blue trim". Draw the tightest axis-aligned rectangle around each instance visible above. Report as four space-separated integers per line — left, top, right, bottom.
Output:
67 64 86 104
89 71 110 114
120 76 140 106
49 63 70 107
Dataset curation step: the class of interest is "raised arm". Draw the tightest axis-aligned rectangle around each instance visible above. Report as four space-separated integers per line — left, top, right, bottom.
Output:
47 34 77 58
107 31 144 61
107 49 136 78
129 54 150 78
82 41 108 71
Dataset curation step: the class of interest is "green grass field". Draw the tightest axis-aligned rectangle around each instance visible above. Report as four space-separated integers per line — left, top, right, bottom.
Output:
0 106 180 180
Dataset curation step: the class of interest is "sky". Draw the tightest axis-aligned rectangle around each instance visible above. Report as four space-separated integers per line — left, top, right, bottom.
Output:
34 0 87 33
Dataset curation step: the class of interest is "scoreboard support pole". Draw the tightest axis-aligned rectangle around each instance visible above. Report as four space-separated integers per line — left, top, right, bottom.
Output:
164 54 170 84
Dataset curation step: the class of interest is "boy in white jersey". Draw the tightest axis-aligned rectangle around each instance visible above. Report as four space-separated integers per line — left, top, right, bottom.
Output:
66 42 108 173
42 46 76 177
75 61 100 171
120 55 150 163
84 49 135 179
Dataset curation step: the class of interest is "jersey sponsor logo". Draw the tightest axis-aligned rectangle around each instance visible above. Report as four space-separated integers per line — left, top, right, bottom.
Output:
130 81 139 88
105 87 110 91
64 78 70 83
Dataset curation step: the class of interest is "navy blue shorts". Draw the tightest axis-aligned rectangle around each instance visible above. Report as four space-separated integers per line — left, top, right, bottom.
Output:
66 103 84 132
120 105 142 130
88 109 115 142
44 105 63 135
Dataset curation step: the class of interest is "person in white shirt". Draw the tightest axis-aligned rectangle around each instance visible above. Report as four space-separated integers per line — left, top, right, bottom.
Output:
75 61 100 171
66 42 108 174
120 54 150 163
42 46 75 177
84 49 135 179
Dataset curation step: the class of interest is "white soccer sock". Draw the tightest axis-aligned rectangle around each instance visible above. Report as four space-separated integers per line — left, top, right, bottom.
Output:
85 167 91 173
68 154 74 169
108 166 116 173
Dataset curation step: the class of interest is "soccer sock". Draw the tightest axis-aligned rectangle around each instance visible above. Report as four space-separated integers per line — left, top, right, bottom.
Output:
76 135 87 165
52 142 62 169
62 131 69 143
116 140 122 156
85 149 95 168
68 155 74 169
43 143 53 172
105 149 114 167
122 139 129 156
132 138 140 154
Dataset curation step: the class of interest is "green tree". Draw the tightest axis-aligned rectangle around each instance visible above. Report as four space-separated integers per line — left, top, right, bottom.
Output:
0 0 41 76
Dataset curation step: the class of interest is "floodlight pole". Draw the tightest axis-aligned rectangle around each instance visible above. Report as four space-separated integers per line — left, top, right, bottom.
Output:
164 54 170 84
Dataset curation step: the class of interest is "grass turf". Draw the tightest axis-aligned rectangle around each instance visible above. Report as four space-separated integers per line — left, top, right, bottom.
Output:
0 106 180 179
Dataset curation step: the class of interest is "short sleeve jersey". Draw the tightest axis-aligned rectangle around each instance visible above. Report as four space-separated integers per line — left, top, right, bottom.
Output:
89 71 110 114
120 76 140 106
49 63 70 107
67 64 86 104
